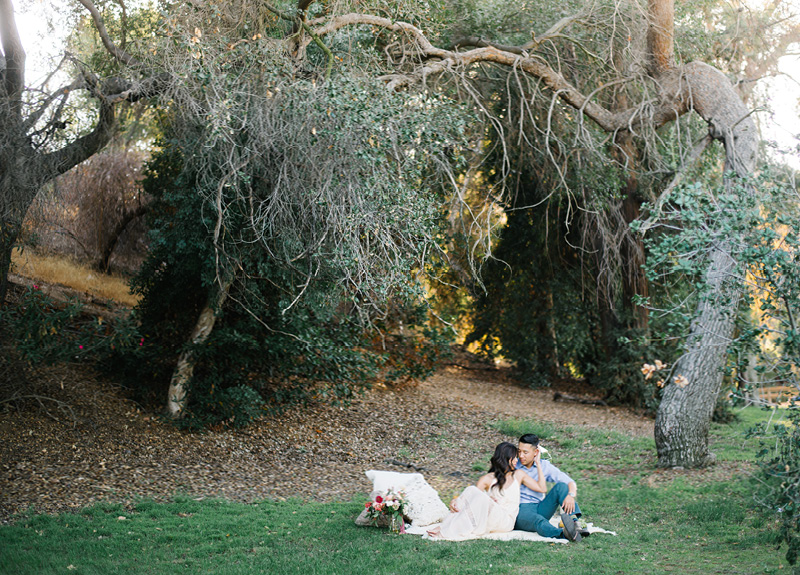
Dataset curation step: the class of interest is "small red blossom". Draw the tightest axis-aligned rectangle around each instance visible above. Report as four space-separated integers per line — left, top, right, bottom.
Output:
375 495 383 504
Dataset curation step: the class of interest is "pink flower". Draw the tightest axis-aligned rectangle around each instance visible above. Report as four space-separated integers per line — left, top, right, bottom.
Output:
33 285 39 290
79 345 84 350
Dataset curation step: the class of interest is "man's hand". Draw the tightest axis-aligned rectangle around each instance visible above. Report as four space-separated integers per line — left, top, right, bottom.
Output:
562 494 576 515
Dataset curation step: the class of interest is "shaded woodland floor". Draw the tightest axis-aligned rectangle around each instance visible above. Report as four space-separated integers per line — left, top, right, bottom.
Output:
0 347 664 524
10 332 756 522
2 274 751 526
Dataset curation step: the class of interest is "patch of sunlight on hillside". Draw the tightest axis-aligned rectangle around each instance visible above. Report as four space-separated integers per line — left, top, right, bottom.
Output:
11 249 139 308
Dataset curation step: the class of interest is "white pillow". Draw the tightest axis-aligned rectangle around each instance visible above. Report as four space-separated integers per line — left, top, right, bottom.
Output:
365 469 449 527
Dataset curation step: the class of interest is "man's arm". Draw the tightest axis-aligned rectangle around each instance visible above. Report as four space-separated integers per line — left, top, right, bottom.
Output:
562 481 577 515
542 461 578 514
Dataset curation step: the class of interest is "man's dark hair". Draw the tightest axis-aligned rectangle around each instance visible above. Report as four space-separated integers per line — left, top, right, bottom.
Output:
519 433 540 447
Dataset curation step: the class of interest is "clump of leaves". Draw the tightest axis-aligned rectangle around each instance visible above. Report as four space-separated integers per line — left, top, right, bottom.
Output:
752 405 800 570
0 286 142 366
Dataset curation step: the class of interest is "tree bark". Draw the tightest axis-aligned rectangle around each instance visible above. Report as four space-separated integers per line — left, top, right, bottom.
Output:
0 0 162 304
96 204 148 272
166 273 235 418
655 248 740 467
647 4 758 467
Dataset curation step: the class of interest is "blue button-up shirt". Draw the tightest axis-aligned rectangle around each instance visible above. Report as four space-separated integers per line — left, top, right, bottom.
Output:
516 459 574 504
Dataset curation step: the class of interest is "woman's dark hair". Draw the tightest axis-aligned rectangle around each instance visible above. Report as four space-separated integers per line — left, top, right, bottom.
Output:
489 442 518 492
519 433 540 447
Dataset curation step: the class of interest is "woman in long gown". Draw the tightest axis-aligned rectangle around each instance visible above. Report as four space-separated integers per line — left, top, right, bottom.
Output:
427 442 546 540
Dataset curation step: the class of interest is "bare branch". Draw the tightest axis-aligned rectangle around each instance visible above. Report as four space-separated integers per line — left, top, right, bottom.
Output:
116 0 128 49
310 13 680 134
36 99 115 182
76 0 143 68
448 13 583 54
22 79 83 133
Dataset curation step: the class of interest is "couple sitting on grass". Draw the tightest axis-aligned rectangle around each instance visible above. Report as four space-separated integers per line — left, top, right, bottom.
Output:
427 434 586 542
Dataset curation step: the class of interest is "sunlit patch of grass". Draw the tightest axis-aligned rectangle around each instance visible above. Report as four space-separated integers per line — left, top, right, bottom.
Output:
11 248 138 307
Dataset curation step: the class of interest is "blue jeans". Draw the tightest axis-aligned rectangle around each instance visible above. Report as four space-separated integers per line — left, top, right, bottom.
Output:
514 482 582 538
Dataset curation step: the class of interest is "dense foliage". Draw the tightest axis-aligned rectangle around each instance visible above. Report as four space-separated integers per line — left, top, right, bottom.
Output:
110 73 469 427
637 164 800 563
754 405 800 572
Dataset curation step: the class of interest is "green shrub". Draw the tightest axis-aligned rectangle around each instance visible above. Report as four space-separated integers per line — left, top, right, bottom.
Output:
112 75 465 427
0 286 143 367
0 287 88 364
753 406 800 569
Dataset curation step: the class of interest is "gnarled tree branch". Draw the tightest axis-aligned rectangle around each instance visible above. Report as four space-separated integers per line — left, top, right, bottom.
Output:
76 0 143 69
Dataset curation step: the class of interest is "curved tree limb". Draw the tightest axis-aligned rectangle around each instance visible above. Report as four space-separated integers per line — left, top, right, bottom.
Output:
36 99 116 182
76 0 143 69
309 13 685 133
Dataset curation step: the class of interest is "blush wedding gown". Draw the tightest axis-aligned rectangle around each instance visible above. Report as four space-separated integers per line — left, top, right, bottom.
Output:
435 477 520 541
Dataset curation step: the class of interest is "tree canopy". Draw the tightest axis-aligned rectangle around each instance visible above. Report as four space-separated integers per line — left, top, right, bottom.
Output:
3 0 800 467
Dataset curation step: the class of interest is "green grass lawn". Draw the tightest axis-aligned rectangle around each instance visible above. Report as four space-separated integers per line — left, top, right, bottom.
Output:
0 406 787 574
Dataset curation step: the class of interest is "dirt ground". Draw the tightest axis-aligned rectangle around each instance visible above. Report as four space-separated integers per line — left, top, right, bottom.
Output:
0 353 657 524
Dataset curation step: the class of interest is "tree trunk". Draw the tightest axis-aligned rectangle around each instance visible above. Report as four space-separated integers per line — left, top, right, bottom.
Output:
0 149 43 303
655 248 741 467
166 272 235 418
644 0 758 467
0 225 14 304
651 66 757 467
96 204 148 272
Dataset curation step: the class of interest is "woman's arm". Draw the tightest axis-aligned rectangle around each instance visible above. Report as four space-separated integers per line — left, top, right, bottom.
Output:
476 472 494 491
515 456 546 493
450 472 494 511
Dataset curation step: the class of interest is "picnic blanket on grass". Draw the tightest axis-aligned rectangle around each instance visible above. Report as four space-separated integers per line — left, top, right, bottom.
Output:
404 516 617 543
358 470 617 542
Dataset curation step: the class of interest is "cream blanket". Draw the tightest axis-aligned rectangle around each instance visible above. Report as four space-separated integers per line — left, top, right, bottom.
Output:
359 470 617 543
404 516 617 543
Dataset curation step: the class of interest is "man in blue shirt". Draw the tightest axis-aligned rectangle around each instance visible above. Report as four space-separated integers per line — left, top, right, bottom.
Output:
514 433 583 541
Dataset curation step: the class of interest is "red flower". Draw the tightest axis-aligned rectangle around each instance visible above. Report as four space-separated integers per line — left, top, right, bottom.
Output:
375 495 383 503
365 502 371 508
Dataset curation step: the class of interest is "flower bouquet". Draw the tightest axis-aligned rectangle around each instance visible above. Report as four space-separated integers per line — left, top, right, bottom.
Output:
364 489 407 533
